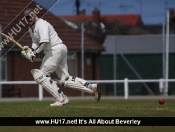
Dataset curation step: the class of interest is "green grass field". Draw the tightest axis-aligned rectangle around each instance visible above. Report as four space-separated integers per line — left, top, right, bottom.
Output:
0 99 175 132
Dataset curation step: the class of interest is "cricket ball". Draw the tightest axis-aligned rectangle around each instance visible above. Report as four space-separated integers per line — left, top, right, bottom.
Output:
158 99 165 105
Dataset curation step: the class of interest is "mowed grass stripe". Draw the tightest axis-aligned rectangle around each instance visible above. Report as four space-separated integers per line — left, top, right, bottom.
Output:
0 99 174 117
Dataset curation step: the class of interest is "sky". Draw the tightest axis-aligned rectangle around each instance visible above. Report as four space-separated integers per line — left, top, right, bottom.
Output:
36 0 175 25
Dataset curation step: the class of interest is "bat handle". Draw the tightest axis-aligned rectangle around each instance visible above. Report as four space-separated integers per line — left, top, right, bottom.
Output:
24 49 28 53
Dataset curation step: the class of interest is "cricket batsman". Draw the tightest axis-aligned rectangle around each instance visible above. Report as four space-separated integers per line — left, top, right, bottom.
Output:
21 8 101 106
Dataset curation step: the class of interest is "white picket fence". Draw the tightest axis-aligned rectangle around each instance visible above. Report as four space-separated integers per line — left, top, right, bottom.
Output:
0 78 175 100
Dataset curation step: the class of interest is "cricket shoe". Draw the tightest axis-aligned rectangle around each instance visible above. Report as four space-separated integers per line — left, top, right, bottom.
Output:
50 101 63 106
91 84 102 102
50 95 69 106
62 95 69 105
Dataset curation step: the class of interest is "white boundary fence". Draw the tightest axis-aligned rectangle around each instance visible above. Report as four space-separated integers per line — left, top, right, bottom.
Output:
0 78 175 100
90 78 175 99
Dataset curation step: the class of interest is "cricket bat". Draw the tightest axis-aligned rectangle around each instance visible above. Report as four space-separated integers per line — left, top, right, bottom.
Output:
1 32 36 60
1 32 24 50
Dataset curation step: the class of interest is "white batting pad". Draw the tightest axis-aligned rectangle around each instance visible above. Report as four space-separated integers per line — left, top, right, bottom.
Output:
67 76 86 85
64 81 94 94
31 69 63 101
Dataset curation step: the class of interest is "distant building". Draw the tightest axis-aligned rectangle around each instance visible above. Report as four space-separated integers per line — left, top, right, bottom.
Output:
145 8 175 34
100 35 175 95
59 8 150 44
145 24 163 34
61 8 144 26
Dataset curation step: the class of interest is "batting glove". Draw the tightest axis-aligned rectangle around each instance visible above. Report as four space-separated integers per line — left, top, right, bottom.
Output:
21 46 36 62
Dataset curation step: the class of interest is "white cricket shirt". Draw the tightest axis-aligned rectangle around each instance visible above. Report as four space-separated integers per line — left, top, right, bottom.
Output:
29 17 63 51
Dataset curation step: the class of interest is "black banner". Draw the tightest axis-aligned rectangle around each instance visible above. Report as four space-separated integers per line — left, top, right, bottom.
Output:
0 117 174 126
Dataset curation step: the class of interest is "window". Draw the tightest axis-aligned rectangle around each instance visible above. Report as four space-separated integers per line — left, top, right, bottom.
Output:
1 61 6 80
0 49 7 97
0 50 7 81
67 53 77 77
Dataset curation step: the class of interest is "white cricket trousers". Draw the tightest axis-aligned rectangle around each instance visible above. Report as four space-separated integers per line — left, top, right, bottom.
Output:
40 44 70 80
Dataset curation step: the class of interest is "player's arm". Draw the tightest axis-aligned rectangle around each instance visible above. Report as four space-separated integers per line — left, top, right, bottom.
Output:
30 20 50 54
21 46 36 62
21 28 38 62
21 21 50 62
21 42 48 62
21 41 48 62
32 42 48 54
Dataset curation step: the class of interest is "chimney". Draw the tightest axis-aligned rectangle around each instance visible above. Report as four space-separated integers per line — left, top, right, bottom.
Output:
93 8 100 23
75 0 80 15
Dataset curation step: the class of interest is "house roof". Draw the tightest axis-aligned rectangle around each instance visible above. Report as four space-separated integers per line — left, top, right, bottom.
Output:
102 35 175 55
60 14 142 26
101 14 142 26
0 0 103 52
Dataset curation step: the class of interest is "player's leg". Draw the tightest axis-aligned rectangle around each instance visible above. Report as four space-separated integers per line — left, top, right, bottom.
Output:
39 50 69 106
55 47 95 95
55 76 101 102
67 76 101 102
54 46 101 101
54 45 70 81
31 69 68 106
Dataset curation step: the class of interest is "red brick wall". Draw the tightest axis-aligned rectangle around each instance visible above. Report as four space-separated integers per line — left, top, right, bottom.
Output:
7 51 41 97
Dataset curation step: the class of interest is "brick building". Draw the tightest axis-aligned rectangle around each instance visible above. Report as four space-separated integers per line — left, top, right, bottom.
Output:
0 0 103 97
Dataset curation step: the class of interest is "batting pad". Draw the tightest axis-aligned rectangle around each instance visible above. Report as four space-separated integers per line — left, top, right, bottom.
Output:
31 69 63 101
64 81 94 94
67 76 86 85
